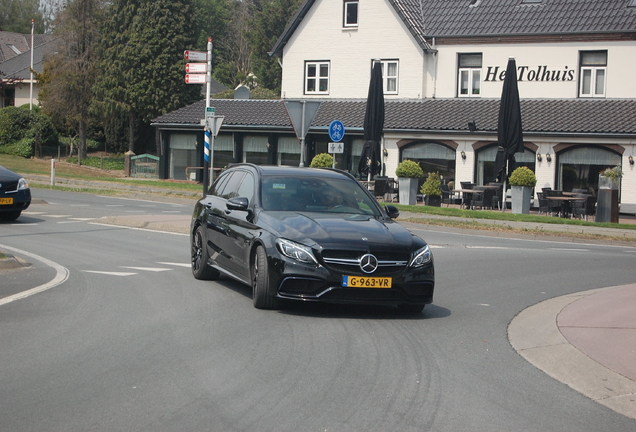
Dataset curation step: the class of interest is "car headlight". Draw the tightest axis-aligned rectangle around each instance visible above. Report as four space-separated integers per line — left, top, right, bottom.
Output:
18 178 29 190
409 244 432 268
276 239 318 265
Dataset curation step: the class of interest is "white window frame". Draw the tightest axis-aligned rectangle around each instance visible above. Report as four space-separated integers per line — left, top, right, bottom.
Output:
579 51 607 98
379 60 399 95
343 0 358 28
304 61 330 95
457 53 482 98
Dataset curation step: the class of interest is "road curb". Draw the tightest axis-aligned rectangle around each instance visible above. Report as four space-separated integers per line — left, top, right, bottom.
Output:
508 286 636 420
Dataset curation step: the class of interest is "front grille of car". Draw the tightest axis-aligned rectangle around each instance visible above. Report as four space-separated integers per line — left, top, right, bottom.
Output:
320 249 409 276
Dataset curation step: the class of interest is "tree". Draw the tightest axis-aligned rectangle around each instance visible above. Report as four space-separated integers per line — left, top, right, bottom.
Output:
95 0 201 153
247 0 301 92
37 0 105 159
0 0 45 33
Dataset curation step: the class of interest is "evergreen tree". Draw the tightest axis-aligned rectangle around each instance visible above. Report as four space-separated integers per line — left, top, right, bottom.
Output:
95 0 200 153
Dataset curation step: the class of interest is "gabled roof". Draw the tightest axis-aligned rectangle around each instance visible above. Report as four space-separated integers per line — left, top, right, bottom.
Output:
152 98 636 137
271 0 636 56
0 37 60 80
0 31 57 63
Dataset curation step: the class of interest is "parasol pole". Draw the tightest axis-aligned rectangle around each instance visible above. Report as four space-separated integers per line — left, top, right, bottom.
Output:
501 159 507 212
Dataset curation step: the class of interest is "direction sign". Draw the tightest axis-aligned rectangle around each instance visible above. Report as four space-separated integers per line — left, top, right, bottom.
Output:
328 120 345 142
184 50 207 61
186 63 207 73
328 142 344 154
185 74 206 84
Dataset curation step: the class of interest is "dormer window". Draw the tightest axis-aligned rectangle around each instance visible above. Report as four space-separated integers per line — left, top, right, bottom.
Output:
343 0 358 28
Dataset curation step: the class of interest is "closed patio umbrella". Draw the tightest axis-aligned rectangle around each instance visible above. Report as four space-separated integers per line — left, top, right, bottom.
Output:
493 57 524 210
358 61 385 180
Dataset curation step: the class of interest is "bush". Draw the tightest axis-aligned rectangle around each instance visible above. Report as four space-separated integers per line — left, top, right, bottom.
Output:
309 153 333 168
395 160 423 178
0 138 34 158
0 106 59 157
420 172 442 196
65 156 125 170
508 166 537 187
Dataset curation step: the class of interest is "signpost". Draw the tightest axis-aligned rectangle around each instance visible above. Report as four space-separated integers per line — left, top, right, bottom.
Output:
183 50 207 61
283 100 322 167
328 120 345 168
185 74 206 84
186 63 207 73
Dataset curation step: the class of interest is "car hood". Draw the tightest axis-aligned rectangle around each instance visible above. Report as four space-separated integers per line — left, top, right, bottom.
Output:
0 165 21 182
258 211 420 252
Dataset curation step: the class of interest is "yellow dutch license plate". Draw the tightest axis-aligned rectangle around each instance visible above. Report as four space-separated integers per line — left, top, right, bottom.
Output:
342 276 392 288
0 197 14 205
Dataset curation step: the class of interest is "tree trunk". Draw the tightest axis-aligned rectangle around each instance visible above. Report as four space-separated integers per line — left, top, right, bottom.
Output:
128 111 135 153
78 118 87 160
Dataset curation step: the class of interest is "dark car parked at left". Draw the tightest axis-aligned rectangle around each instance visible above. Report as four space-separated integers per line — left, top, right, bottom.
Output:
190 164 434 312
0 165 31 221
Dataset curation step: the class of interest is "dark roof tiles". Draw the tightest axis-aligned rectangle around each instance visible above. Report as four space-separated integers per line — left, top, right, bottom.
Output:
153 98 636 136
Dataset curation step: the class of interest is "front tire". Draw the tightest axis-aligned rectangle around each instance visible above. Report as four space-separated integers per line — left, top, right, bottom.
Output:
252 245 279 309
191 226 220 280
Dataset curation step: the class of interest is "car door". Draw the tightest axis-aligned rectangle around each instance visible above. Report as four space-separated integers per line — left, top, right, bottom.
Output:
203 170 245 274
218 171 258 280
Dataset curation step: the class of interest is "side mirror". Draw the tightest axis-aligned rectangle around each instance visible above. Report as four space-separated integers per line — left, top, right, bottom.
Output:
227 197 249 211
384 204 400 219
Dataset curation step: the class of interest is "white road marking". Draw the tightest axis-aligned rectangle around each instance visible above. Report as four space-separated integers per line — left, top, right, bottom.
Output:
0 244 69 306
120 266 172 272
69 218 98 221
157 262 191 268
548 248 590 252
47 214 72 218
22 211 46 215
83 271 137 276
57 220 84 224
105 204 125 207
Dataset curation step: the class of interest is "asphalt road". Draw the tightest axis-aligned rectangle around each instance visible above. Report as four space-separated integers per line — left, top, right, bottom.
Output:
1 189 635 431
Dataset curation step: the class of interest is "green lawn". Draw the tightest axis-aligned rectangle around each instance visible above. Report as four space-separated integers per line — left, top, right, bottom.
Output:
2 154 633 231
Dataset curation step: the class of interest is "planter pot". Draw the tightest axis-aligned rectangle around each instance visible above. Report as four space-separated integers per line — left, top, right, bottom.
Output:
597 174 619 223
511 185 532 214
598 175 619 191
425 195 441 207
398 177 419 205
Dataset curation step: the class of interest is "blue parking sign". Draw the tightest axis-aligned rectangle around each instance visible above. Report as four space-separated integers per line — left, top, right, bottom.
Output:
328 120 345 142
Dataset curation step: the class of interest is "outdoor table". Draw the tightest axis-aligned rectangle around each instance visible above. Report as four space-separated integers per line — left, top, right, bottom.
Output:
454 189 481 209
545 195 586 218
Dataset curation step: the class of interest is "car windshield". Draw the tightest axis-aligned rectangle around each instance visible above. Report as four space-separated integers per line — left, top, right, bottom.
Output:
260 175 381 216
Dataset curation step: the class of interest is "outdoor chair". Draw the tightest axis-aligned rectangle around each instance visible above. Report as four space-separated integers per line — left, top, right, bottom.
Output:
373 176 390 201
544 189 564 217
571 195 596 221
489 182 503 210
441 183 455 207
460 182 475 209
472 186 495 210
537 192 550 215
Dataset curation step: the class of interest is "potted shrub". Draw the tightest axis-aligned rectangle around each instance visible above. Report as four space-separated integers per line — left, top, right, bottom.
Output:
309 153 334 168
420 172 442 207
395 160 423 205
508 166 536 214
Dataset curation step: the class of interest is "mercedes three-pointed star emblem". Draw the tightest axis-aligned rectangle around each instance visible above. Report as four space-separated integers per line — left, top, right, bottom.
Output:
359 254 378 274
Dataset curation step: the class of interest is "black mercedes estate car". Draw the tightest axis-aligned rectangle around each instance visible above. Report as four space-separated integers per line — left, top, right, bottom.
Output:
0 165 31 221
191 164 434 312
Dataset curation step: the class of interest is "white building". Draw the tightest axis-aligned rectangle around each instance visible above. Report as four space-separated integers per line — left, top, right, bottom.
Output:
154 0 636 211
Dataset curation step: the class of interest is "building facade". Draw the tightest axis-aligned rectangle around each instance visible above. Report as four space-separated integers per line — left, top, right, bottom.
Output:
154 0 636 211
